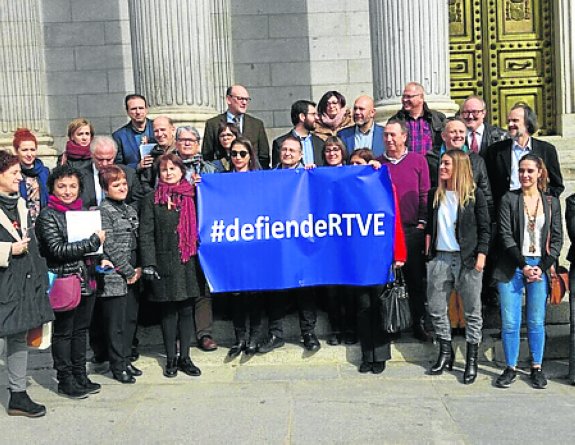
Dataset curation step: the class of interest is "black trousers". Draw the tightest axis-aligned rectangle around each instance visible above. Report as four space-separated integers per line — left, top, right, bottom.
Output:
356 285 391 363
325 286 356 335
403 226 427 323
194 266 213 340
52 295 96 380
231 292 263 341
160 299 195 360
266 288 317 338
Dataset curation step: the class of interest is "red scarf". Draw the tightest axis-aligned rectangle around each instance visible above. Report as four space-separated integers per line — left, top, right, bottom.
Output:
154 179 197 263
65 140 92 160
47 195 83 213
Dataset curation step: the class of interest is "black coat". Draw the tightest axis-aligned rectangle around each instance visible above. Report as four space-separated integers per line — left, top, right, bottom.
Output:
494 190 562 283
425 188 491 269
139 192 201 302
271 131 325 168
483 138 564 209
564 193 575 263
479 123 509 154
390 103 446 152
0 199 53 337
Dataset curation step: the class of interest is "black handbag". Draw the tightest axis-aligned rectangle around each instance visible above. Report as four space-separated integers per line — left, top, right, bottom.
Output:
379 268 412 333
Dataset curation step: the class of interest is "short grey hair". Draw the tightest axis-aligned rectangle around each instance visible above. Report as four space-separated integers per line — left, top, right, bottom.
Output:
176 126 201 141
91 135 118 156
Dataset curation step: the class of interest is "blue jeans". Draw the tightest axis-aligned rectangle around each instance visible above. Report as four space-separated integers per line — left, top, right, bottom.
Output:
498 256 548 367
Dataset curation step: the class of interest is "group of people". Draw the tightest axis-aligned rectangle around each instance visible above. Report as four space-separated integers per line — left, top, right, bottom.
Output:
0 81 571 419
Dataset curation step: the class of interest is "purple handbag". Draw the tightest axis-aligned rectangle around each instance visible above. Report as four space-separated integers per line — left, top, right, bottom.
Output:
49 274 82 312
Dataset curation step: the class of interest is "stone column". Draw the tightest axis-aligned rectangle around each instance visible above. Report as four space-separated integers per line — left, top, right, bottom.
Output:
128 0 233 128
369 0 459 121
556 0 575 136
0 0 55 158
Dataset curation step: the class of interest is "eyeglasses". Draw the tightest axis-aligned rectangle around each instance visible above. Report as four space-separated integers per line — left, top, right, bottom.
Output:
229 95 251 102
461 110 485 117
402 93 422 99
177 138 199 144
324 148 341 154
231 150 249 158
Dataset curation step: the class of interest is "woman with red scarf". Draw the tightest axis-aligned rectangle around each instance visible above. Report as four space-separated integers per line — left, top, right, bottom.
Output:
35 165 105 399
139 153 202 378
58 118 95 172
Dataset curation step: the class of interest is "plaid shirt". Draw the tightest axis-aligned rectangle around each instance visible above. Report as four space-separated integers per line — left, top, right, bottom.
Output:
406 118 433 155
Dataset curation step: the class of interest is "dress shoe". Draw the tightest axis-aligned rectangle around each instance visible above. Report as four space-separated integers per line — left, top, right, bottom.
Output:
326 333 340 346
198 335 218 352
359 361 372 373
343 332 358 345
372 361 386 374
7 390 46 418
112 370 136 384
258 335 285 354
227 340 246 359
164 358 178 378
245 339 258 356
178 357 201 377
126 363 143 377
302 332 321 352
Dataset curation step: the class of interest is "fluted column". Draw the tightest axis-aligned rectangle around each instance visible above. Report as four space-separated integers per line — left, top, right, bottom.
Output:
369 0 459 121
557 0 575 136
0 0 55 157
128 0 233 127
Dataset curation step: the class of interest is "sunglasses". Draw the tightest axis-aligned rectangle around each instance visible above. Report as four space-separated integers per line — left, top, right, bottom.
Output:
231 150 249 158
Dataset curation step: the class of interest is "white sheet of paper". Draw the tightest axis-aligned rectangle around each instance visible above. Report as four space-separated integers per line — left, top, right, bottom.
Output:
66 210 103 255
139 143 156 159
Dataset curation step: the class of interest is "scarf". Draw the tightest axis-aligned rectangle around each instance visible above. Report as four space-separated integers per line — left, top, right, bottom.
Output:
320 107 348 130
20 159 49 207
65 140 92 160
154 179 197 263
0 191 21 226
47 195 83 213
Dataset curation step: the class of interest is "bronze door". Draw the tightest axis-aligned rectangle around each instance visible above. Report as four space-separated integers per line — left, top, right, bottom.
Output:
449 0 555 134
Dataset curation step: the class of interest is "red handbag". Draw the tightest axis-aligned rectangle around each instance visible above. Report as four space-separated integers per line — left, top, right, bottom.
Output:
49 274 82 312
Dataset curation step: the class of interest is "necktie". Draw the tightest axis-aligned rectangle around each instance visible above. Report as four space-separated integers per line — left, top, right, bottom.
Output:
233 115 242 135
470 132 479 153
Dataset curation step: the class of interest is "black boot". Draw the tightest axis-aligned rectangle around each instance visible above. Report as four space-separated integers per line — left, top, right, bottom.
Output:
74 372 101 394
463 342 479 384
58 376 89 399
429 339 454 375
7 390 46 418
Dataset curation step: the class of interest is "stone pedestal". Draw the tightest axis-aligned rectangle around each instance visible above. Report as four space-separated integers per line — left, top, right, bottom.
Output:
128 0 233 130
556 0 575 137
368 0 459 122
0 0 56 159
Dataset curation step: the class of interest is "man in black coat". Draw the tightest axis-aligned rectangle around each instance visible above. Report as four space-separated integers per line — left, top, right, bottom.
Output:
483 103 564 210
460 95 509 155
271 100 324 168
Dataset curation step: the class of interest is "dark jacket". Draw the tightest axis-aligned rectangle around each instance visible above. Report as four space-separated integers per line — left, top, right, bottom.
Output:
139 192 201 302
483 138 564 210
425 188 491 269
337 123 385 157
426 147 493 218
390 103 446 152
35 206 102 295
0 199 53 337
202 113 270 169
564 193 575 263
138 145 173 194
479 123 509 154
80 164 144 213
271 131 324 168
97 198 139 298
56 154 92 174
494 190 562 283
113 118 156 170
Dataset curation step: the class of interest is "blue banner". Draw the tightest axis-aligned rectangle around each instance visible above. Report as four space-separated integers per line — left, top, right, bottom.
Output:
197 166 396 293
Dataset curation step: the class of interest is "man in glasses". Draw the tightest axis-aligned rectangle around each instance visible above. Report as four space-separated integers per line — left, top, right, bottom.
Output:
202 84 270 169
460 95 508 155
271 100 324 168
390 82 446 155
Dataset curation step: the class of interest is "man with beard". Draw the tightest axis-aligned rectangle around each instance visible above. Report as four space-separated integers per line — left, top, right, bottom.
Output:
337 95 384 157
271 100 324 167
483 103 564 209
460 95 508 155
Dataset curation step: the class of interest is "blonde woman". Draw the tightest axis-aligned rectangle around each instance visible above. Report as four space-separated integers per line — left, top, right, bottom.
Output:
425 150 490 384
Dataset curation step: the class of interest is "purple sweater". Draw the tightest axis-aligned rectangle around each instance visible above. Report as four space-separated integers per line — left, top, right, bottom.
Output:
379 152 430 226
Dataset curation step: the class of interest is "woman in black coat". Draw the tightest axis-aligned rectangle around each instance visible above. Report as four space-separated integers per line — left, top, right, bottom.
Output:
563 194 575 384
97 165 142 384
35 164 105 399
0 151 53 417
139 153 202 378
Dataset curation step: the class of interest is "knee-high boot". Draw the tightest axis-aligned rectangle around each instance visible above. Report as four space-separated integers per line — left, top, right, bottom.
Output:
463 342 479 384
430 339 454 375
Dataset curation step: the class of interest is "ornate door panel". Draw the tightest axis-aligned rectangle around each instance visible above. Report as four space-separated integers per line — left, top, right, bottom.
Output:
449 0 555 134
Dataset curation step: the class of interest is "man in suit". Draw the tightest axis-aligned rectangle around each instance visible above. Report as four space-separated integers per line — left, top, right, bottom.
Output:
202 84 270 169
337 95 385 157
113 94 156 170
271 100 324 168
484 102 564 210
461 95 508 155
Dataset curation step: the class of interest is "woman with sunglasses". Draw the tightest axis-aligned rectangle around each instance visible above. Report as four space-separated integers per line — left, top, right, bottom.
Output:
494 154 562 389
226 138 263 357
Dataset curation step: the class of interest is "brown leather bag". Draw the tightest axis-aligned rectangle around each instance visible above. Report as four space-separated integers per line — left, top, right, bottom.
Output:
550 265 569 305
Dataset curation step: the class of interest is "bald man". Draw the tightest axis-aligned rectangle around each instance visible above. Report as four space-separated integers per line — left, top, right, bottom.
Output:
337 95 385 157
390 82 446 155
138 116 176 193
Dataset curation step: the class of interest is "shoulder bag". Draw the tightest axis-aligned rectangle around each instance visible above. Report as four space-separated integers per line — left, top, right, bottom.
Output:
379 267 412 333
